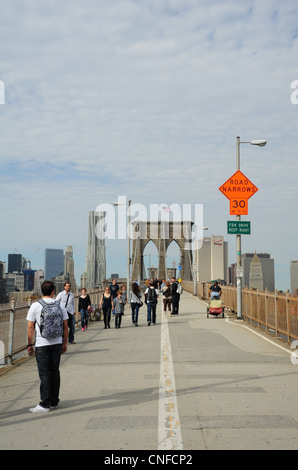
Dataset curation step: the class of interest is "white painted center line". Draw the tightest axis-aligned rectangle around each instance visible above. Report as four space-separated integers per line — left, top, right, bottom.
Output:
158 306 183 450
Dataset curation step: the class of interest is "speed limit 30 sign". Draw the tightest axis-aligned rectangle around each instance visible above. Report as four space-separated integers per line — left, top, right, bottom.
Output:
230 198 248 215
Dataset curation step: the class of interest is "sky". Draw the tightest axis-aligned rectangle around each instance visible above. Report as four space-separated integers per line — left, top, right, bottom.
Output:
0 0 298 291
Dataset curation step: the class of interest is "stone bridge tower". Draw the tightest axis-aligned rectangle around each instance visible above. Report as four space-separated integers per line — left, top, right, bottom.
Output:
131 220 193 282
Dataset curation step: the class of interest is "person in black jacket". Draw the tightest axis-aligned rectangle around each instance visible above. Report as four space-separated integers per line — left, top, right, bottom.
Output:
78 288 91 331
209 281 222 300
171 277 180 315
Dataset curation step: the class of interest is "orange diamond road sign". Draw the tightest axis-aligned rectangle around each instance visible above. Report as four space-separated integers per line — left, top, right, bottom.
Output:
219 170 258 216
219 170 258 200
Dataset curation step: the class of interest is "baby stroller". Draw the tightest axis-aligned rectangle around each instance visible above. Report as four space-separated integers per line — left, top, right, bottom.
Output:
207 294 224 318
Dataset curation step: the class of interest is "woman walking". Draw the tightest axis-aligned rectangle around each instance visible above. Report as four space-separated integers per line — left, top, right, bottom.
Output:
113 290 126 328
100 287 113 329
78 288 92 331
162 281 172 316
130 282 142 326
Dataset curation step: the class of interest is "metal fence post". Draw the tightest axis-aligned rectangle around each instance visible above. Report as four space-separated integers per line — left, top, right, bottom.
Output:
274 290 278 337
286 290 290 343
265 289 268 332
7 298 16 365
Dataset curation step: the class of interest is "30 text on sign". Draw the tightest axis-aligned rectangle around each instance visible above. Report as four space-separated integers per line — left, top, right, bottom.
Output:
230 199 248 215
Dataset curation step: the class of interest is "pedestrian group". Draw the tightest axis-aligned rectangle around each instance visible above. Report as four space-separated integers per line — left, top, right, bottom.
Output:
26 277 182 413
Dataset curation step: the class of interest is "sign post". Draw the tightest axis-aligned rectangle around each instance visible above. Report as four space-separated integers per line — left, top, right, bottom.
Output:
219 136 264 319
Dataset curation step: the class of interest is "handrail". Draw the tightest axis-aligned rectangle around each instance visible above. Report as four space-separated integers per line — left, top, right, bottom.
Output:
182 281 298 343
0 288 103 365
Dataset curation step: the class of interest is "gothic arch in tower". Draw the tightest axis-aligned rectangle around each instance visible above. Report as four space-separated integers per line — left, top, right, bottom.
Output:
131 220 193 282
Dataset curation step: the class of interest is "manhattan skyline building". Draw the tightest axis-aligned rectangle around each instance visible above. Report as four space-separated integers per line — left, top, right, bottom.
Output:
290 260 298 295
249 252 264 290
64 245 77 291
86 210 106 289
197 236 229 283
230 253 275 292
44 248 64 281
8 254 22 273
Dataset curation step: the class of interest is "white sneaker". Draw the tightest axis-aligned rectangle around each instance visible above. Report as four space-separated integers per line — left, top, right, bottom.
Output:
29 404 50 413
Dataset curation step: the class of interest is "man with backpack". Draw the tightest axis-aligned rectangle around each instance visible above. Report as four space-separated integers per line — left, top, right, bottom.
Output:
26 280 68 413
144 280 159 325
171 277 181 315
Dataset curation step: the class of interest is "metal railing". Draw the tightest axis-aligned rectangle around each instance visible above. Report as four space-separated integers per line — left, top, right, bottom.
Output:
0 289 103 365
183 281 298 343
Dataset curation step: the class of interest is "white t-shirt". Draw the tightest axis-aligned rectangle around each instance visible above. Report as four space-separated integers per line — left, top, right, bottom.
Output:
26 298 68 347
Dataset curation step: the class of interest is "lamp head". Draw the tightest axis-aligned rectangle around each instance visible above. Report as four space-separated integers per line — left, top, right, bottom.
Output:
250 140 267 147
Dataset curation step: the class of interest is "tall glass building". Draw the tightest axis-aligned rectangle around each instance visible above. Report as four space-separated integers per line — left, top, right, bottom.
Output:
86 211 106 289
45 249 64 281
8 254 22 273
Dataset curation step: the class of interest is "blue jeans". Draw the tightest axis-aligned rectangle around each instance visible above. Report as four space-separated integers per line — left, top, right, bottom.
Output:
211 292 220 300
115 313 122 328
131 302 140 324
103 306 111 328
35 344 62 408
147 301 157 324
68 313 75 343
80 308 88 328
172 295 180 314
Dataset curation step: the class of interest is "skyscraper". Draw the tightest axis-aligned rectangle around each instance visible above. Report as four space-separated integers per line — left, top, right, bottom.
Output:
197 236 229 283
249 252 264 290
86 211 106 289
8 254 22 273
290 260 298 295
64 245 77 291
45 249 64 280
242 253 275 291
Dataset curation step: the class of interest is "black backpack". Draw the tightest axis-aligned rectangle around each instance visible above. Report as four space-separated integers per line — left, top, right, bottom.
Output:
147 287 157 303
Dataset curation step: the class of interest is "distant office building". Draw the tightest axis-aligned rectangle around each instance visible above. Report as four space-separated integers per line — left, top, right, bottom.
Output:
23 269 37 291
0 261 7 303
231 252 275 291
5 273 24 294
0 262 5 279
34 270 44 296
249 252 264 290
290 260 298 295
197 236 228 283
45 249 64 281
55 274 69 295
8 254 22 273
86 211 106 289
64 245 77 291
80 272 87 289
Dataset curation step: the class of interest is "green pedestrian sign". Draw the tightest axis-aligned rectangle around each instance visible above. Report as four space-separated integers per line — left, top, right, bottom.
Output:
227 221 251 235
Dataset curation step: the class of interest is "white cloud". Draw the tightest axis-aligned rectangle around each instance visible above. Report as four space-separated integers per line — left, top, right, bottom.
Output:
0 0 297 289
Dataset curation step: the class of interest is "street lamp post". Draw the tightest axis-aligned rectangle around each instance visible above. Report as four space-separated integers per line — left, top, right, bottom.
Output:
193 226 208 296
236 137 267 319
113 199 132 301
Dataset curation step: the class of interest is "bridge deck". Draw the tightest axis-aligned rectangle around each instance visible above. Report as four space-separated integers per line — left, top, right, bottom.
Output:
1 292 298 450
